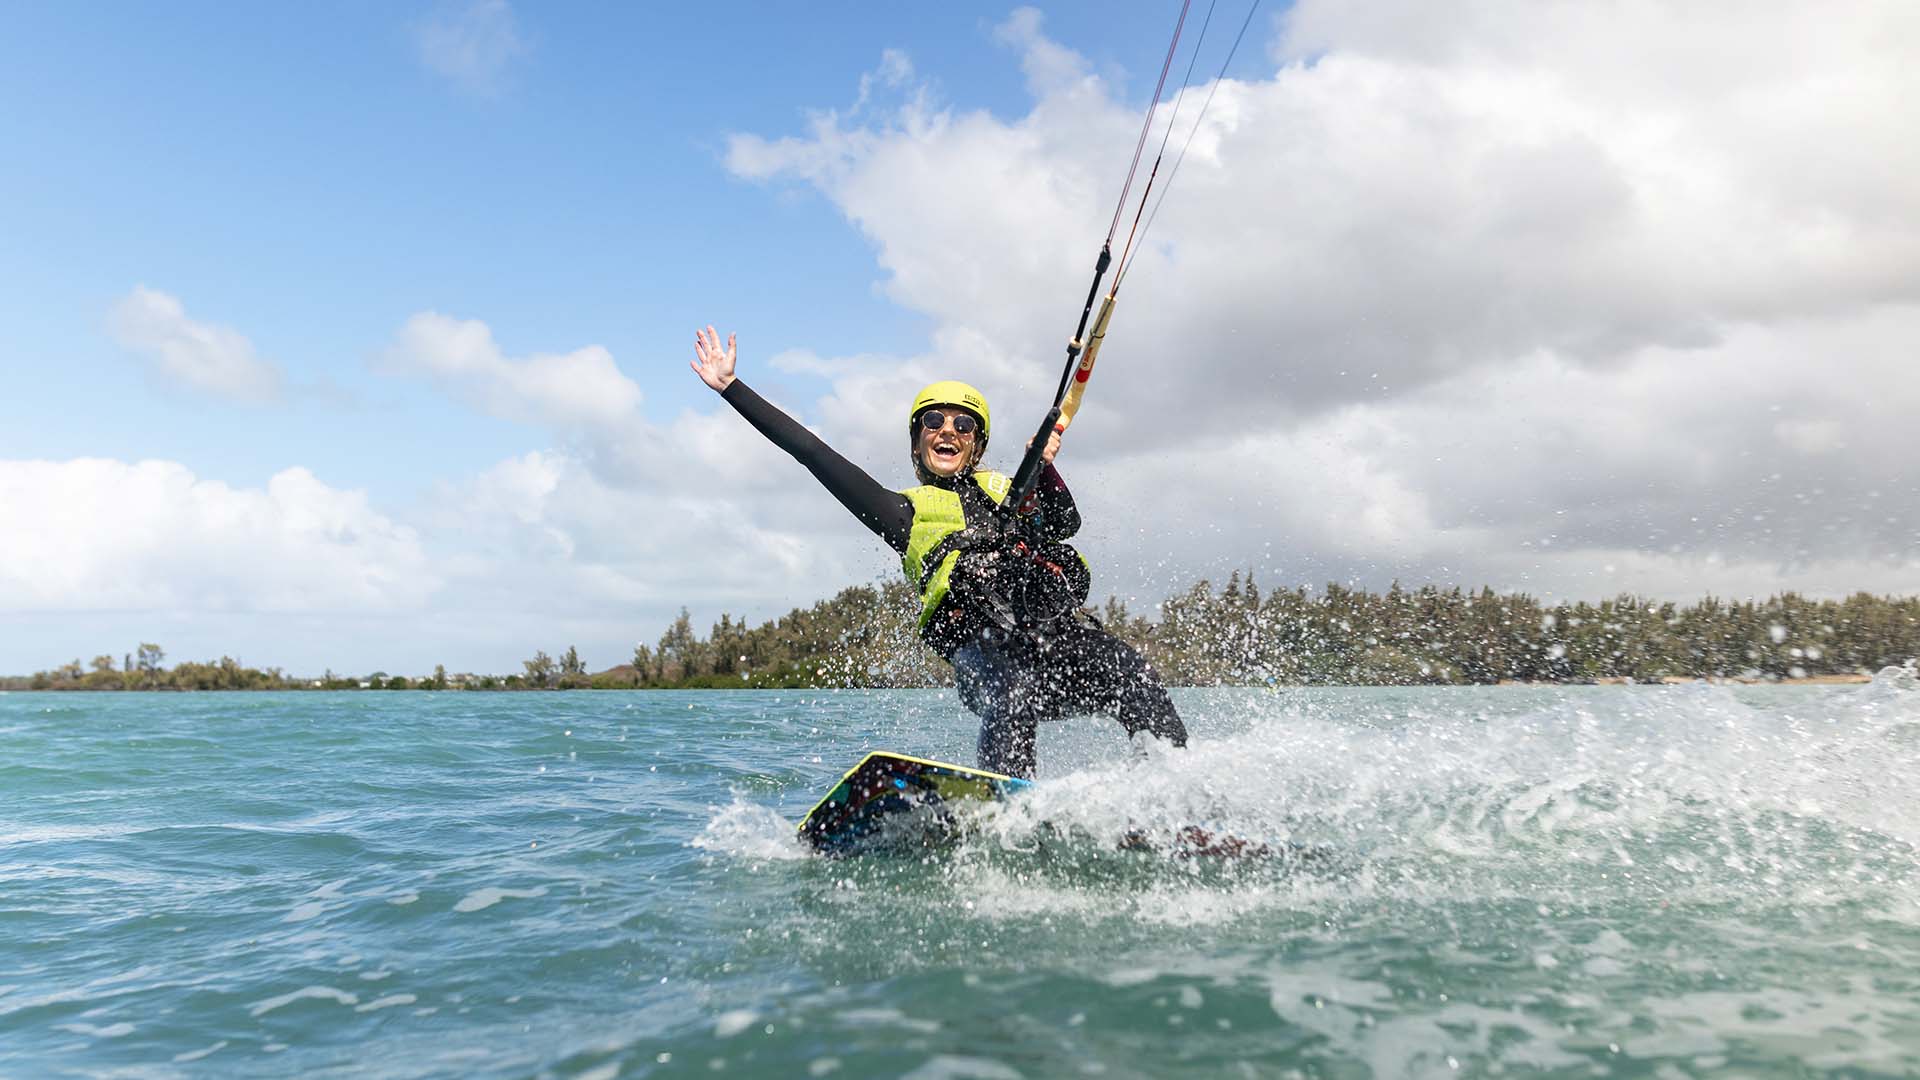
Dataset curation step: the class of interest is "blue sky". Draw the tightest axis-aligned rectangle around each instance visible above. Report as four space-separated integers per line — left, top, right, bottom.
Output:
7 1 1917 676
5 3 1178 488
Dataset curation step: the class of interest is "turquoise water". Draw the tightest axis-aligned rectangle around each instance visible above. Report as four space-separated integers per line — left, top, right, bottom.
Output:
3 680 1918 1078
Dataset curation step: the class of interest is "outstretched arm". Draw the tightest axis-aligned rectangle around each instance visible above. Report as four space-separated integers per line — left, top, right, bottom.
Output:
694 327 914 551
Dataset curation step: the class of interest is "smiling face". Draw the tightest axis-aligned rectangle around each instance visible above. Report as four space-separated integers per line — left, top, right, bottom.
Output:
914 408 981 479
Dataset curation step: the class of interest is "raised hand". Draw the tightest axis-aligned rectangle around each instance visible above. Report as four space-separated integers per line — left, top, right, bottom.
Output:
691 326 737 392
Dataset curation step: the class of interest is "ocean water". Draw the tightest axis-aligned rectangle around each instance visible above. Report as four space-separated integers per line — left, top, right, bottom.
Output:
3 678 1918 1078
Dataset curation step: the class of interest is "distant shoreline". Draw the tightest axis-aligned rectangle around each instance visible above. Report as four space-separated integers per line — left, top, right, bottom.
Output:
13 581 1917 693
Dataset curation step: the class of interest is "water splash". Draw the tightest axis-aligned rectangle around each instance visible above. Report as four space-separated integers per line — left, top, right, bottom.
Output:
711 684 1920 929
692 797 812 861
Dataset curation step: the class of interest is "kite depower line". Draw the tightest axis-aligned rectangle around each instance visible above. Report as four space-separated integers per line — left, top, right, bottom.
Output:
1003 0 1265 513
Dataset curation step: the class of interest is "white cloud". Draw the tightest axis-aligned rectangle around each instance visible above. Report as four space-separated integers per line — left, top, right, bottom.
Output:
416 0 525 95
995 8 1095 99
1074 308 1920 606
399 445 900 658
0 446 895 673
108 286 283 404
0 459 434 614
853 49 915 114
382 312 643 434
1773 419 1846 457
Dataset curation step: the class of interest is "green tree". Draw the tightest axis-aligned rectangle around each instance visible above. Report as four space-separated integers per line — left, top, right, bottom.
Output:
524 651 556 688
556 646 590 689
657 609 699 682
136 643 165 687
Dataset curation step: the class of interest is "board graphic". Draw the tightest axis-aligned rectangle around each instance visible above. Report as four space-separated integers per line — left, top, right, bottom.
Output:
797 750 1029 855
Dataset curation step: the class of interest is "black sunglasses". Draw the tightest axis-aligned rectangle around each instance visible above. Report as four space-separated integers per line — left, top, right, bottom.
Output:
917 410 979 436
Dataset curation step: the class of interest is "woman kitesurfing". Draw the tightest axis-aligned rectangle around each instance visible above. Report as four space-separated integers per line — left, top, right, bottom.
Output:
687 0 1259 779
687 332 1186 779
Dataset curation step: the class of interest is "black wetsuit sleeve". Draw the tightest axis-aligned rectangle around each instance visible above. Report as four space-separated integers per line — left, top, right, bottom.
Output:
719 379 914 552
1030 463 1080 541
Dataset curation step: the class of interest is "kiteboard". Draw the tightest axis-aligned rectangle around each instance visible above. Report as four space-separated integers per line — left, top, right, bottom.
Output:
795 750 1328 864
797 750 1028 855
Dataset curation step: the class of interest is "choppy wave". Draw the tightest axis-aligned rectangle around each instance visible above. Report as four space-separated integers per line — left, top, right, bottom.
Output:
678 681 1920 1077
5 683 1917 1077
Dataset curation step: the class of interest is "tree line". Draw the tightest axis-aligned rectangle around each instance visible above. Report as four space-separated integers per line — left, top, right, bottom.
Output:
609 576 1919 687
9 577 1918 691
1122 576 1919 685
6 644 291 691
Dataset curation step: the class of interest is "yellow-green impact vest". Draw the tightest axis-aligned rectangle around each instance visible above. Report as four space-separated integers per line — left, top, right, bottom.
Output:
900 470 1011 626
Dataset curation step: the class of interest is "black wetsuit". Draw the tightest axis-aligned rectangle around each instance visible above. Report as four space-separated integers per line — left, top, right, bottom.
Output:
721 380 1186 778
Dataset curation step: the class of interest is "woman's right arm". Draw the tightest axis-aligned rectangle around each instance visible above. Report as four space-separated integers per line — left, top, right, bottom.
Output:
694 327 913 551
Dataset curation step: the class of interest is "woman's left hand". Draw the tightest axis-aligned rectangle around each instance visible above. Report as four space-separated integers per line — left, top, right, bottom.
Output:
1026 428 1062 465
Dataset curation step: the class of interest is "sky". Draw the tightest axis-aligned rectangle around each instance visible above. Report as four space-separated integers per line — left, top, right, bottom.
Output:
5 0 1918 677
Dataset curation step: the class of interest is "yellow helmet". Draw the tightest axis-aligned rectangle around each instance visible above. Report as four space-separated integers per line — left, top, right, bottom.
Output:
908 380 990 484
908 380 990 437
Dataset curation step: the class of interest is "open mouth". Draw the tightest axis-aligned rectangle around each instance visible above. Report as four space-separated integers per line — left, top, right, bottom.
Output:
927 438 965 465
